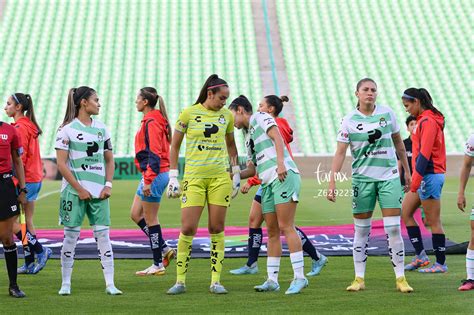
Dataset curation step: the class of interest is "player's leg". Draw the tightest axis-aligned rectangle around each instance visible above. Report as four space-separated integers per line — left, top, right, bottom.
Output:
458 217 474 291
58 189 84 295
379 178 413 292
402 191 428 270
230 188 263 275
0 215 26 298
88 197 122 295
167 178 206 295
418 174 447 273
346 181 375 291
206 176 232 294
254 211 281 292
295 226 327 276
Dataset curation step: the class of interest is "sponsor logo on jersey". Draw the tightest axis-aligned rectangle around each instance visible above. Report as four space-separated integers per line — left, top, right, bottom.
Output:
76 133 84 141
11 205 17 212
197 144 222 151
203 123 219 138
367 129 382 144
0 134 8 141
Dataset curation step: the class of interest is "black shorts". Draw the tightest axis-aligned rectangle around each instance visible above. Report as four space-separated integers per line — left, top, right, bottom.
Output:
0 174 20 221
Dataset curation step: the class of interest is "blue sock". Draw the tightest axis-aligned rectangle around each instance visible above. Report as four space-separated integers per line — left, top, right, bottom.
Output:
148 225 163 266
432 233 446 265
406 226 424 255
15 231 34 265
296 226 319 261
247 228 262 267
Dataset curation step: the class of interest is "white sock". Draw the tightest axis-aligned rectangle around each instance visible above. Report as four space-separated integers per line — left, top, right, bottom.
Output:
61 227 80 287
353 218 371 278
93 225 115 288
383 216 405 278
267 257 280 283
290 251 305 279
467 249 474 280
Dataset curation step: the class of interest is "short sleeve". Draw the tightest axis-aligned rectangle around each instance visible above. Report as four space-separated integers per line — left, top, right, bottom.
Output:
389 109 400 134
465 134 474 157
336 117 350 143
104 127 113 151
55 126 70 150
175 108 190 133
226 111 234 134
255 112 277 134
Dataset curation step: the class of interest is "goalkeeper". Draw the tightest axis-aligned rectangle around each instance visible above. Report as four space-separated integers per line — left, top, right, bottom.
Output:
166 74 240 295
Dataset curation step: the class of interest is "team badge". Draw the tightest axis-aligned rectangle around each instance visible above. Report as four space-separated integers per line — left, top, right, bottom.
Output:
352 201 357 209
379 117 387 128
218 115 226 124
250 126 255 135
97 131 103 142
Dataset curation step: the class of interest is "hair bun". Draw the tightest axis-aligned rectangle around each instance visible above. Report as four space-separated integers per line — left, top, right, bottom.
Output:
280 95 289 103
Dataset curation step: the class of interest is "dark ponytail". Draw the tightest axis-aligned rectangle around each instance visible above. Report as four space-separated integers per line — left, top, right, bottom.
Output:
229 95 253 114
264 95 289 116
402 87 444 118
139 87 172 143
195 74 228 104
62 86 96 127
12 93 42 135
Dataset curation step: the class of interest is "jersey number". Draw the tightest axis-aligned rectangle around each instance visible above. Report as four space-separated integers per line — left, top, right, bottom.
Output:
62 200 72 212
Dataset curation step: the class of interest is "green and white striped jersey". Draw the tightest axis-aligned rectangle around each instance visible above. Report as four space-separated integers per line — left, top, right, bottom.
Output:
55 118 112 198
465 133 474 157
247 112 299 185
337 105 400 182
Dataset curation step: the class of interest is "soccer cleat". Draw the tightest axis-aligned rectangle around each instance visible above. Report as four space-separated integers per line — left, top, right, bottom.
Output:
230 264 259 275
17 263 36 275
396 276 414 293
418 262 448 273
135 264 166 276
106 286 123 295
58 285 71 296
167 282 186 295
9 285 26 298
33 247 52 274
209 283 228 294
458 279 474 291
162 248 176 268
404 252 430 271
346 277 365 291
254 279 280 292
307 254 328 276
285 278 309 295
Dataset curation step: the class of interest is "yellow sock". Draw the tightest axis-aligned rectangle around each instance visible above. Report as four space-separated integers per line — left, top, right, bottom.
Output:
210 232 225 284
176 233 193 284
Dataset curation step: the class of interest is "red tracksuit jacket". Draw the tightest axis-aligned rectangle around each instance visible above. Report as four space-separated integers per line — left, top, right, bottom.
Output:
247 117 294 186
12 117 43 183
410 109 446 192
134 110 170 185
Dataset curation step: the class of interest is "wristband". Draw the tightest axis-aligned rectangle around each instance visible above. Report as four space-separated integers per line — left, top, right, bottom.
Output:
170 169 179 178
105 181 113 188
232 165 241 175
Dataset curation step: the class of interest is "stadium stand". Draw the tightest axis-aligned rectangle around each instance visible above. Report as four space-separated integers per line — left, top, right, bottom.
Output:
276 0 473 154
0 0 262 156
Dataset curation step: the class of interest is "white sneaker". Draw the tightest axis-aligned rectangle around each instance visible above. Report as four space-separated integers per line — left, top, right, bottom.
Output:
135 264 166 276
58 284 71 295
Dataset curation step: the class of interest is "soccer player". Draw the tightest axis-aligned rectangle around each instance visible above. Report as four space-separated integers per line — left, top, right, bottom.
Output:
166 74 240 295
131 87 175 275
457 133 474 291
328 78 413 293
230 95 308 295
229 95 327 277
401 88 447 273
0 119 27 298
4 93 52 275
55 86 122 295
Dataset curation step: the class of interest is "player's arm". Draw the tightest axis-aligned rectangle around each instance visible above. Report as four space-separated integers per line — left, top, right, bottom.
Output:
267 125 286 182
457 154 473 211
99 150 114 199
392 132 411 190
240 160 256 180
56 149 91 200
225 132 239 167
328 141 349 202
11 147 27 206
